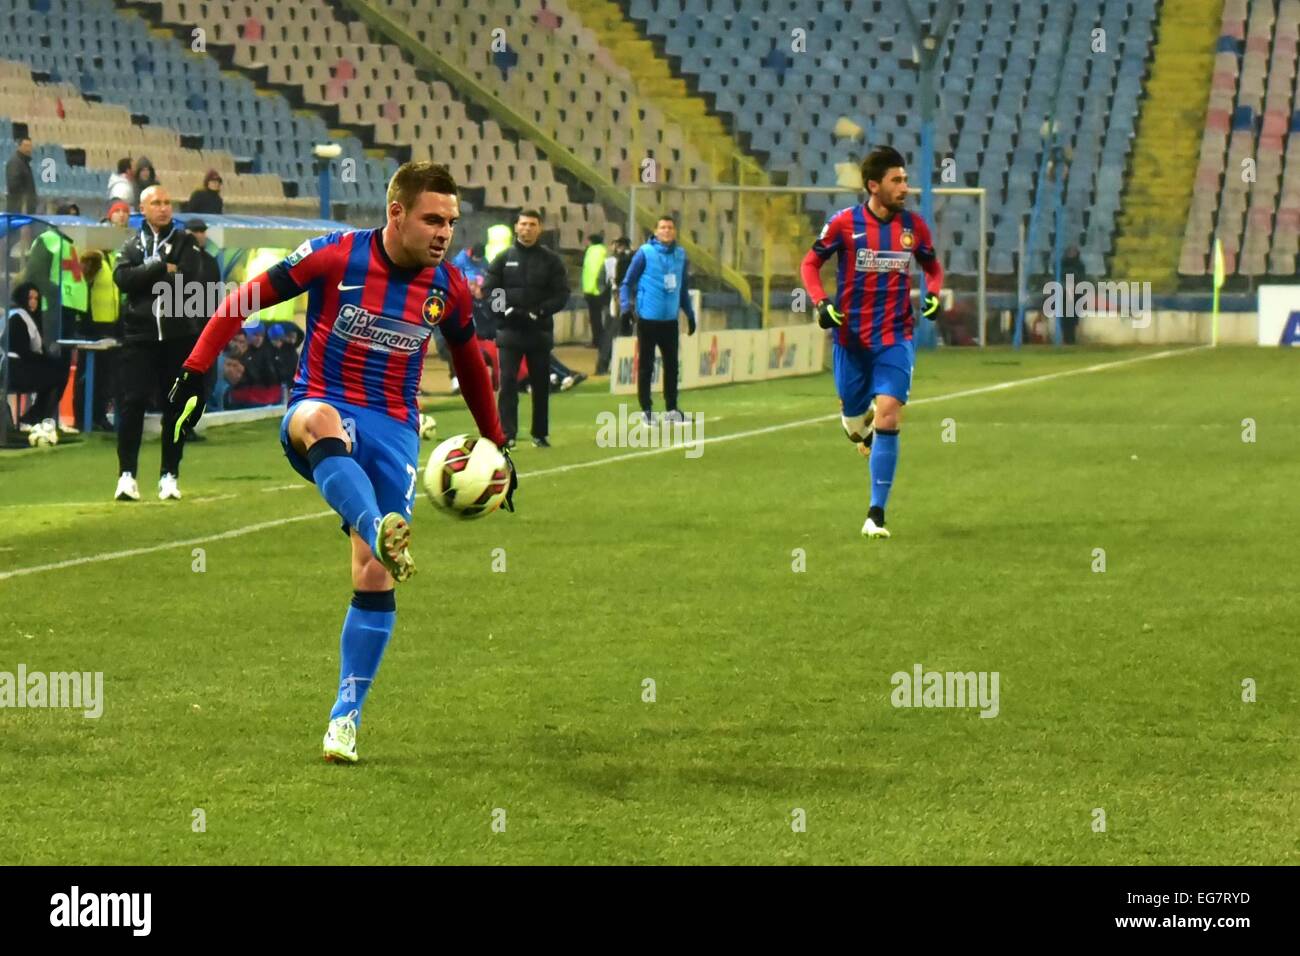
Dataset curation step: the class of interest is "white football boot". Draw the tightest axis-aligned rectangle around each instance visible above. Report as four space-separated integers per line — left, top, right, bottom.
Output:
862 515 891 539
114 472 140 501
158 473 182 500
323 710 359 764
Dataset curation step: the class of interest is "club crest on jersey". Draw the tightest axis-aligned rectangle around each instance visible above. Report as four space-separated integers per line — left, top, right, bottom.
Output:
421 290 448 326
334 302 431 353
900 229 914 249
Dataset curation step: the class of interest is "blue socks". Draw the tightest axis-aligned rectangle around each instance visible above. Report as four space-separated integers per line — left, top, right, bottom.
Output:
308 437 381 552
331 590 396 726
870 428 900 511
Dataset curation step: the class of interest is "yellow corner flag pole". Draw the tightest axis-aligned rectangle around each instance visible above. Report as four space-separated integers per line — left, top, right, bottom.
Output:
1211 237 1225 347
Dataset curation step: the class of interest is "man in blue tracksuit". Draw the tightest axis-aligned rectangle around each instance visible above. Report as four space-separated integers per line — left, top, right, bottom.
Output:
619 214 697 422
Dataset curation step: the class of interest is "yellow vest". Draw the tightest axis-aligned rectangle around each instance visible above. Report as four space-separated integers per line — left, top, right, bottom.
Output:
36 230 89 313
89 251 121 325
485 224 512 264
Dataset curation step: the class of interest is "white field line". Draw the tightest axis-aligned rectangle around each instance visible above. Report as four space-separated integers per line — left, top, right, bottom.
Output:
0 347 1207 581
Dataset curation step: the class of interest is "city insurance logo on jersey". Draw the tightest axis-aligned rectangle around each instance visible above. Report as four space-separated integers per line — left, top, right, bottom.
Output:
855 247 912 273
332 289 446 353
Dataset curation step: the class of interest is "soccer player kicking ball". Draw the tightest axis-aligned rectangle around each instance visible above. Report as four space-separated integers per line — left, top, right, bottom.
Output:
800 146 944 539
165 162 515 763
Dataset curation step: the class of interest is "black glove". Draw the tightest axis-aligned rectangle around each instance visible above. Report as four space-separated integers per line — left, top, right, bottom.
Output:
167 368 207 443
686 316 696 336
816 298 843 329
500 445 518 513
922 292 943 321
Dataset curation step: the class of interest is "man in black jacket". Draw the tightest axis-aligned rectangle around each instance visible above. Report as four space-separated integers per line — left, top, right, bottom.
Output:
5 137 37 214
111 185 205 502
483 209 569 448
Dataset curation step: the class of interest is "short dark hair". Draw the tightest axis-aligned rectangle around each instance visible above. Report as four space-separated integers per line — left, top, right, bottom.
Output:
589 233 604 244
861 146 906 193
116 157 132 174
657 214 676 226
386 160 458 209
517 208 542 223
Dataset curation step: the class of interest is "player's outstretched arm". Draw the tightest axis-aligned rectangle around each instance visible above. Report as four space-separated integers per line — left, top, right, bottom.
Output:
167 270 291 441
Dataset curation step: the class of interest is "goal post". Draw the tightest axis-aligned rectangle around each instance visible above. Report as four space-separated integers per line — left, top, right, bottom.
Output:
626 183 988 345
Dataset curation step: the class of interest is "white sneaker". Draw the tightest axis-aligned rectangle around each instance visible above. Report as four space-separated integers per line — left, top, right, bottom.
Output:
450 376 460 395
862 516 891 539
158 473 181 500
561 374 576 391
323 710 359 763
114 472 140 501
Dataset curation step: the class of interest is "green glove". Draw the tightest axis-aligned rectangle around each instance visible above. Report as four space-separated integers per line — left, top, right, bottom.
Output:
922 292 943 321
167 369 207 443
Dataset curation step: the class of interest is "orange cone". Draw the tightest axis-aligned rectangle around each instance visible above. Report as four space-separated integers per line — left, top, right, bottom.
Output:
59 350 78 428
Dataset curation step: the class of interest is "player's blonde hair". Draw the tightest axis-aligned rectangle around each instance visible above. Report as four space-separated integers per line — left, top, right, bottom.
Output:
387 161 459 211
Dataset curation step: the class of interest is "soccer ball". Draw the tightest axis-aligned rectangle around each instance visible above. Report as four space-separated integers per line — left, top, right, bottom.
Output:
418 413 437 441
422 434 511 519
27 419 59 447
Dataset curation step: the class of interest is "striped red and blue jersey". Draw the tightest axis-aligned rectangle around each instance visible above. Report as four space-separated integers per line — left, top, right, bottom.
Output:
265 228 474 430
809 205 938 348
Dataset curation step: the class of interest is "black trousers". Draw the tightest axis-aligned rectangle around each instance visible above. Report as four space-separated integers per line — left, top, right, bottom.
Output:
10 355 68 423
584 294 605 347
116 336 197 478
636 318 679 413
498 338 551 441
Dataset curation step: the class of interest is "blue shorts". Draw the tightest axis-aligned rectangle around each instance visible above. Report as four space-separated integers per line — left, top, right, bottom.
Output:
832 340 915 415
281 399 421 533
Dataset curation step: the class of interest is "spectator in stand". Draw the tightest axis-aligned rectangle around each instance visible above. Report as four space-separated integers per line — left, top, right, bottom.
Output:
185 169 224 215
107 158 135 207
5 137 38 214
4 282 68 429
266 322 300 391
104 200 131 228
225 321 282 408
131 156 159 198
211 329 248 410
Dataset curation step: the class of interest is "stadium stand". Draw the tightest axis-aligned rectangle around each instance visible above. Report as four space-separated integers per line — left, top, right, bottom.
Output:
0 59 299 212
1180 0 1299 279
622 0 1160 278
0 0 394 215
120 0 612 253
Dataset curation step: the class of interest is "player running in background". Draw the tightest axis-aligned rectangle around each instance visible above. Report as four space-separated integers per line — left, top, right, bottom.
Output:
800 146 944 539
165 161 515 763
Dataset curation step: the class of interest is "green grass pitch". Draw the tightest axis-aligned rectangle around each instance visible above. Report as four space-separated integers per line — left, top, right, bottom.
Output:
1 345 1296 864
